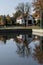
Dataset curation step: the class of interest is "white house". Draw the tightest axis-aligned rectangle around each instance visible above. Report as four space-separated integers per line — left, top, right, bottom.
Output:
16 15 25 24
16 14 34 26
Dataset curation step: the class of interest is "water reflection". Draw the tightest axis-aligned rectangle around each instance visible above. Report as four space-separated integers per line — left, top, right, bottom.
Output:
0 34 43 65
33 45 43 64
32 36 43 64
15 36 30 57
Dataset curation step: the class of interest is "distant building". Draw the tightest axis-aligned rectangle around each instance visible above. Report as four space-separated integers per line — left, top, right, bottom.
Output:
16 14 34 26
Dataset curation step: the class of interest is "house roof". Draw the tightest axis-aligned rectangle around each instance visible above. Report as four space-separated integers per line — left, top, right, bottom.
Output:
17 15 23 20
16 13 28 20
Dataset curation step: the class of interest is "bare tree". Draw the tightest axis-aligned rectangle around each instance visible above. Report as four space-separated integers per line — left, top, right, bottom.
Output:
16 2 30 14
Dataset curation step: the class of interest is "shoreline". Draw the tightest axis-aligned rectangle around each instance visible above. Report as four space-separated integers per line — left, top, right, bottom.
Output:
0 26 43 36
0 26 41 30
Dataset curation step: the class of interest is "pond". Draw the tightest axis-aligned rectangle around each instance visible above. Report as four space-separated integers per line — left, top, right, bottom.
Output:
0 33 43 65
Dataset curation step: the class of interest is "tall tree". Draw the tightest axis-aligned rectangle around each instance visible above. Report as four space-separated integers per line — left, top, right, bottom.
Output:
16 2 30 14
15 2 30 26
6 15 12 25
13 10 22 19
33 0 43 28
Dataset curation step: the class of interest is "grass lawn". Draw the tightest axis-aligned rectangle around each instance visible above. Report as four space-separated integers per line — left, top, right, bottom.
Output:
0 25 41 30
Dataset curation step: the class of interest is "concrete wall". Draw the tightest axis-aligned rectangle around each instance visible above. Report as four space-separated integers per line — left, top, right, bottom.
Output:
32 29 43 36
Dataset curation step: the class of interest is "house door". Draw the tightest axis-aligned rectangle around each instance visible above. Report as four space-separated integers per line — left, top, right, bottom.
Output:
28 20 32 26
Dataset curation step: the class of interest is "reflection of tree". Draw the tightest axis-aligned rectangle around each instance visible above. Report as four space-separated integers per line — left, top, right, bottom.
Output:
33 45 43 64
0 34 16 44
40 37 43 50
0 36 6 44
15 37 30 57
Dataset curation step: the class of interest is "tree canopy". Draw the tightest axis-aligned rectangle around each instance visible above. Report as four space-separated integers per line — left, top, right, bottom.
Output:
15 2 30 14
32 0 43 18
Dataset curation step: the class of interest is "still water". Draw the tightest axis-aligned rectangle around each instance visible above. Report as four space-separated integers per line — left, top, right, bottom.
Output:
0 34 43 65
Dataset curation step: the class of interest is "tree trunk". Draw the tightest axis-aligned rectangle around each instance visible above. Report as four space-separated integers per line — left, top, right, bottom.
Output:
40 10 43 29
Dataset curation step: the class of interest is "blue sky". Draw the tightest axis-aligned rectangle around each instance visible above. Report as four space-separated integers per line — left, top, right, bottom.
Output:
0 0 33 16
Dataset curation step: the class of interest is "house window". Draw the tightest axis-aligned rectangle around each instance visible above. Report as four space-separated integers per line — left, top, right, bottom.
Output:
22 19 24 24
22 20 23 22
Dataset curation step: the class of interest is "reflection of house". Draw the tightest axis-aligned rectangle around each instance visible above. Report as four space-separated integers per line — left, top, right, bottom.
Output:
16 34 32 44
16 14 34 26
17 35 22 39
